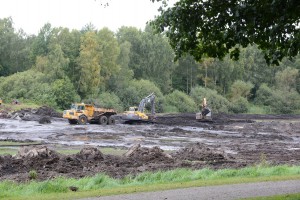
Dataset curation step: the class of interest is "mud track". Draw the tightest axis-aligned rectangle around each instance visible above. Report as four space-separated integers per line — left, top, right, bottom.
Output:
0 108 300 182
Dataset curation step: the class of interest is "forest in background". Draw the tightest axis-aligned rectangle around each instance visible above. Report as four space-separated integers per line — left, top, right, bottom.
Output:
1 17 300 114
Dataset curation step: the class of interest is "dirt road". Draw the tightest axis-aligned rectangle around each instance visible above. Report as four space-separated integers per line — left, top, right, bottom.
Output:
83 179 300 200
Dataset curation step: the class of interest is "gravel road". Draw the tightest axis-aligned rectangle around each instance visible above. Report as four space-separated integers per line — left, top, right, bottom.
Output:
83 179 300 200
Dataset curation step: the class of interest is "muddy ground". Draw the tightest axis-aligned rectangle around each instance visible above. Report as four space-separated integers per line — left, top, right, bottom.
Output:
0 107 300 182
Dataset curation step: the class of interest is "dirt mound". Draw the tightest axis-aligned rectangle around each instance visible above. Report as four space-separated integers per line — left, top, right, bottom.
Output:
3 106 62 121
34 106 62 118
15 146 60 159
76 147 104 160
172 143 230 163
124 144 172 162
38 116 51 124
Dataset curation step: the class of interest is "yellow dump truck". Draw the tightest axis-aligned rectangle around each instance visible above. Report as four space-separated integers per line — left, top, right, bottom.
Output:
63 103 117 125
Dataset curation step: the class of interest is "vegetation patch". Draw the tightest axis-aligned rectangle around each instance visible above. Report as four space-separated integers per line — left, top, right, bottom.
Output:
1 165 300 200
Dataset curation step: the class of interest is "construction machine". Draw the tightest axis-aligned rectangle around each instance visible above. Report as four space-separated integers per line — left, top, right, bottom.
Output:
63 103 117 125
196 98 212 121
121 93 156 124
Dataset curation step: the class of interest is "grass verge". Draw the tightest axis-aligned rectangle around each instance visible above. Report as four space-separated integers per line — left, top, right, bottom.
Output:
1 165 300 200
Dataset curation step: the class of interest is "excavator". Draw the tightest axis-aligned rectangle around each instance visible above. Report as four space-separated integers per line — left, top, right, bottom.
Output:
196 98 212 121
121 93 156 124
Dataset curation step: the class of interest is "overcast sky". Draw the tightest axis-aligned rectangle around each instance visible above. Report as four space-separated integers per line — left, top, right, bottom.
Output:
0 0 172 35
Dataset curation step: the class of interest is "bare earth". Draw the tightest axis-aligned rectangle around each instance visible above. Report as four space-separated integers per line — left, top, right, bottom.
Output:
0 107 300 182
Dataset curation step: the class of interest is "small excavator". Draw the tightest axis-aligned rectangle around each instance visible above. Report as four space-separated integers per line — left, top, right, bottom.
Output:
196 98 212 121
121 93 156 124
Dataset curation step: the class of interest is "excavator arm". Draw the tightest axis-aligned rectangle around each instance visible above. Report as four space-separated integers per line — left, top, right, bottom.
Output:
122 93 156 123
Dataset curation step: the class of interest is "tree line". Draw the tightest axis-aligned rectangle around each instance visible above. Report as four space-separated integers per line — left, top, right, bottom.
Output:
0 17 300 114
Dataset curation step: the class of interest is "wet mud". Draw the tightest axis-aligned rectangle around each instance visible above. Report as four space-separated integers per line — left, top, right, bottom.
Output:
0 108 300 182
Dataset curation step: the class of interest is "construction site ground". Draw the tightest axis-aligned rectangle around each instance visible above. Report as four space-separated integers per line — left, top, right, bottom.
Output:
0 106 300 182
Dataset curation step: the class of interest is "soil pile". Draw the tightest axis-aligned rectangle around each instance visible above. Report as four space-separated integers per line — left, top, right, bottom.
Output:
0 106 62 121
0 144 238 182
33 106 62 118
124 144 172 162
172 143 229 163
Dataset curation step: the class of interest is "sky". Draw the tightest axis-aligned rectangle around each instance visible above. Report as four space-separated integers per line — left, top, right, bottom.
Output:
0 0 170 35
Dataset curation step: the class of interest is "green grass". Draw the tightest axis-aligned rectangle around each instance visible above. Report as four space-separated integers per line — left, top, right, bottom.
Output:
0 102 40 111
0 148 17 155
55 147 126 156
1 165 300 200
0 141 42 146
243 193 300 200
247 105 270 114
0 145 127 156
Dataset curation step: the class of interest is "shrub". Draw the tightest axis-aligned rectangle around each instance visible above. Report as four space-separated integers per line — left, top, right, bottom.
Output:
190 86 230 113
230 80 254 99
51 78 80 110
270 90 300 114
165 90 196 112
0 70 57 107
163 105 179 113
29 170 38 180
92 92 123 112
256 84 300 114
229 97 249 113
119 79 165 112
255 83 273 106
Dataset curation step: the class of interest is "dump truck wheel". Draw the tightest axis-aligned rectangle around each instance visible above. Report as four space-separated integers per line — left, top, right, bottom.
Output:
78 115 87 125
108 116 115 125
68 119 77 125
99 116 108 125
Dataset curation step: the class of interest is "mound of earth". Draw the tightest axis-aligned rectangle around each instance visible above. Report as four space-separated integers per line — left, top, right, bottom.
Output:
15 146 60 159
0 144 239 183
1 106 62 121
124 144 172 162
172 143 230 162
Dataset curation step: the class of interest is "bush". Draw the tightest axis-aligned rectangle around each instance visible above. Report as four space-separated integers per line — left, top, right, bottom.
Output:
163 105 179 113
229 97 249 113
230 80 253 99
165 90 196 112
190 86 230 113
255 84 300 114
119 79 165 112
51 78 80 110
0 70 57 107
29 170 38 180
270 90 300 114
255 83 273 106
92 92 123 112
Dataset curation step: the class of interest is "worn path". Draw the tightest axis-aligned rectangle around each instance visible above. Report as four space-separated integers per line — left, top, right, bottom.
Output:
83 179 300 200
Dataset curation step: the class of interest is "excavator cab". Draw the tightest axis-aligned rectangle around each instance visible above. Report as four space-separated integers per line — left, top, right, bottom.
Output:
196 98 212 121
122 93 156 124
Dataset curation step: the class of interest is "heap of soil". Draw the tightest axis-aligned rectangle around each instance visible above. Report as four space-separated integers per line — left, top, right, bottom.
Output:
1 106 62 121
33 106 62 118
124 144 172 162
172 143 230 163
0 144 236 183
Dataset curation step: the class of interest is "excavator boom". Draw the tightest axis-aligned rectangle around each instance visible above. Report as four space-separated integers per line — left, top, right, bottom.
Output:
122 93 156 124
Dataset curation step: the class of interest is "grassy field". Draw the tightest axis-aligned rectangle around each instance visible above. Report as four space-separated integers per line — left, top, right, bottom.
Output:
1 165 300 200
